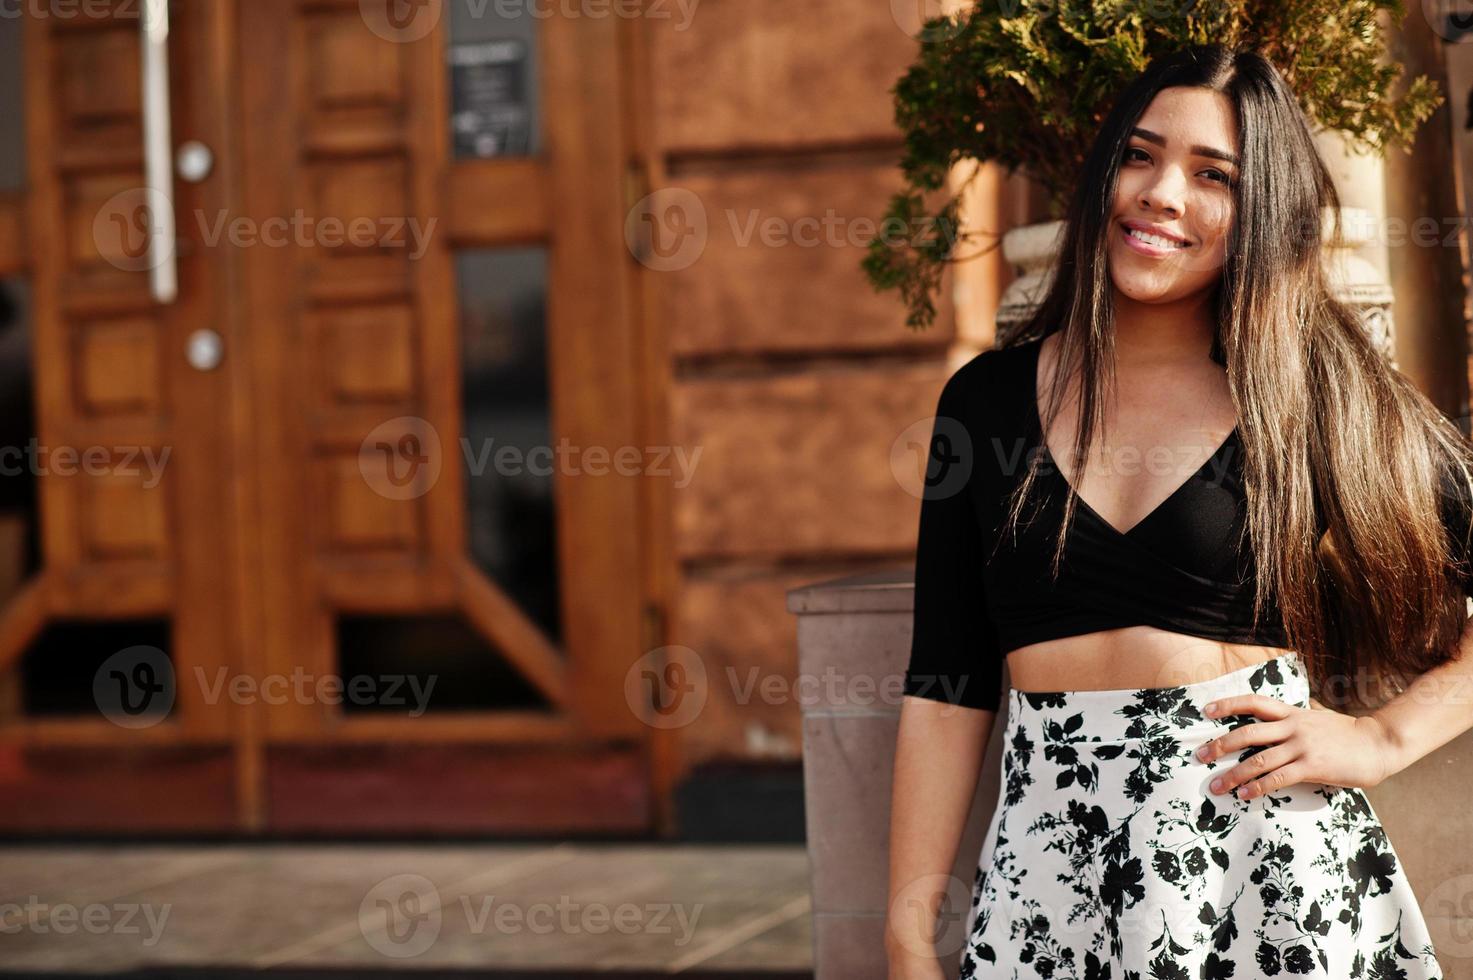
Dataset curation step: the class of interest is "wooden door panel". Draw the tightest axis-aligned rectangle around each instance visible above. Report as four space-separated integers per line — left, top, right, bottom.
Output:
238 0 582 750
0 0 245 829
23 11 168 621
243 0 444 740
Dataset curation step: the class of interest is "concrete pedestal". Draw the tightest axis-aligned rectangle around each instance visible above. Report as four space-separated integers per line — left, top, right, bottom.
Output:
786 568 1011 980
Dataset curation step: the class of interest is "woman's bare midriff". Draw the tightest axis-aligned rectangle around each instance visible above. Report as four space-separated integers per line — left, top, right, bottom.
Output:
1006 625 1293 694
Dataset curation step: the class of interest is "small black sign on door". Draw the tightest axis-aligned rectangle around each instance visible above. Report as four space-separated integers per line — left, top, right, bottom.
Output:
450 39 531 158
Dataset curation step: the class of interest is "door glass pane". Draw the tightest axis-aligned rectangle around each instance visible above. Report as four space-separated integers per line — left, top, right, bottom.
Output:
335 614 552 713
447 1 540 158
0 278 40 585
17 619 173 722
457 247 560 645
0 17 39 723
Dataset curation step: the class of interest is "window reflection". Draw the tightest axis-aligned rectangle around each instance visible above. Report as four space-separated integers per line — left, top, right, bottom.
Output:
456 248 560 645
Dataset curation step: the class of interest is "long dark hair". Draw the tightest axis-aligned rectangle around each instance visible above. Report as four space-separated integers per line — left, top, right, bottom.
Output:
999 43 1473 709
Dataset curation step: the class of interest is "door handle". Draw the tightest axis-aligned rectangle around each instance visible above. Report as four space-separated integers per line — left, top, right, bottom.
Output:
141 0 177 304
176 140 213 183
186 328 223 372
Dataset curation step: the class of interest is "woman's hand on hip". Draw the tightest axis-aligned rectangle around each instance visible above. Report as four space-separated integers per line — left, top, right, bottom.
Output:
1192 694 1401 800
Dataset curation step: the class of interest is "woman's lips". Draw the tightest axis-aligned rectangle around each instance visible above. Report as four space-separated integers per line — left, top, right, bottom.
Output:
1120 222 1191 257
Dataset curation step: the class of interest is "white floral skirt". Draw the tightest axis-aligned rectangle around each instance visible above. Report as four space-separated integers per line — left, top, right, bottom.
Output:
960 651 1443 979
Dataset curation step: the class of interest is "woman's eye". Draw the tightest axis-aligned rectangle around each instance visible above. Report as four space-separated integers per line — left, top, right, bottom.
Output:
1124 147 1149 163
1204 168 1231 185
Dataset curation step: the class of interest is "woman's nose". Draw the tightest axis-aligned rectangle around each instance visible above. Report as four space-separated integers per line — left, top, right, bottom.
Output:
1138 167 1188 215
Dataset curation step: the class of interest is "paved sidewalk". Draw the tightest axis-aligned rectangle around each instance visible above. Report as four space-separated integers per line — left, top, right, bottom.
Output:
0 843 812 974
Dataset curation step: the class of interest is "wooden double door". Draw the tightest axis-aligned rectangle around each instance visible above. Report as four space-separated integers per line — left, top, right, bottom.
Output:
0 0 652 834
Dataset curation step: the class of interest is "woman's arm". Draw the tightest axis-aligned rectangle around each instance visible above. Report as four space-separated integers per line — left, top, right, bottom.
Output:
1368 458 1473 777
887 357 1005 974
885 697 994 974
1365 613 1473 780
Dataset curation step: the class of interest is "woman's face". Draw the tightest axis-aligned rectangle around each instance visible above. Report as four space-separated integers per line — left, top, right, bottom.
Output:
1108 86 1239 304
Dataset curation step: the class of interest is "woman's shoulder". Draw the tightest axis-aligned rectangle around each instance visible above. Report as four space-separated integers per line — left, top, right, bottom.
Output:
930 338 1043 479
939 334 1043 415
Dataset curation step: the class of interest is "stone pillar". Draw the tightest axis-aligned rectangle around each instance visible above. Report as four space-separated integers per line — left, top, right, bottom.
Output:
787 568 1010 980
1383 4 1470 424
1315 128 1397 364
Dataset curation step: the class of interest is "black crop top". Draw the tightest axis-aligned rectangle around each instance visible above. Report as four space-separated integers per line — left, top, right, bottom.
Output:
903 334 1473 712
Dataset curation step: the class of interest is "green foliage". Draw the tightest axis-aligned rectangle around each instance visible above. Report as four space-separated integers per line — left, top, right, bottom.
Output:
865 0 1444 331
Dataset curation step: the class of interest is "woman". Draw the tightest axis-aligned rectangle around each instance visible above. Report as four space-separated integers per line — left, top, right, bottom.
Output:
887 44 1473 979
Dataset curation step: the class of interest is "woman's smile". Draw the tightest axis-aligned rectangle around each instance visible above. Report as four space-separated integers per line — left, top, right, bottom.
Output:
1120 221 1193 257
